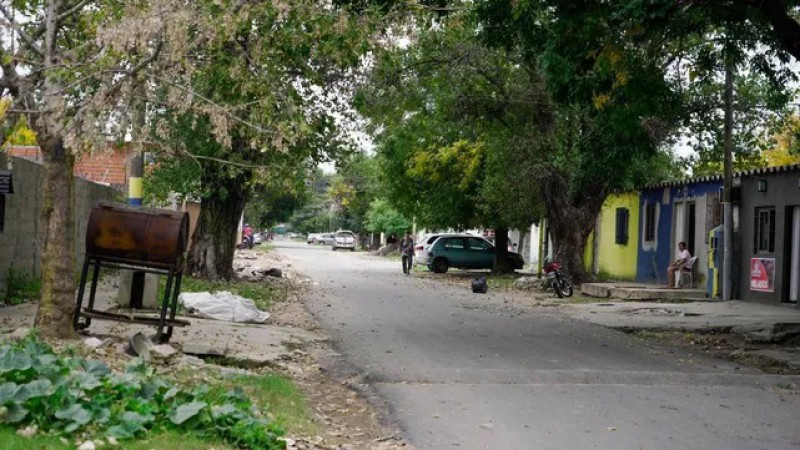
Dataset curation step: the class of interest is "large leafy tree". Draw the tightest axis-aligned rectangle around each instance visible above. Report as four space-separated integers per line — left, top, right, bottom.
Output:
360 4 680 276
145 1 374 279
357 13 552 272
0 0 165 337
365 198 412 237
475 0 798 277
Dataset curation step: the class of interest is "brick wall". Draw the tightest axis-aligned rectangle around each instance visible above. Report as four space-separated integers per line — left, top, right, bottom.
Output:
0 155 122 296
6 144 130 190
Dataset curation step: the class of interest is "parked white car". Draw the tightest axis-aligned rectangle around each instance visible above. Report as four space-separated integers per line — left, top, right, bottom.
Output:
332 230 356 251
307 233 320 244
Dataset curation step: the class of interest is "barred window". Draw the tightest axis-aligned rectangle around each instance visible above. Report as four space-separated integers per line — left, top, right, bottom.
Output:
754 207 775 254
644 203 656 242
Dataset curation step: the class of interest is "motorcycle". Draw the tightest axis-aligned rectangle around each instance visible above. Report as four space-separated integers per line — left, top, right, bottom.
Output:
237 235 254 250
543 259 574 298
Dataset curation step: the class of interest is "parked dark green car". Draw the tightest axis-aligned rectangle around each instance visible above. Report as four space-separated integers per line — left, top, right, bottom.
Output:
426 235 524 273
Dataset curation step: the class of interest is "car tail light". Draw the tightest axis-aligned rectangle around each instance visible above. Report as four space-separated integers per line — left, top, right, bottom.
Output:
415 245 423 250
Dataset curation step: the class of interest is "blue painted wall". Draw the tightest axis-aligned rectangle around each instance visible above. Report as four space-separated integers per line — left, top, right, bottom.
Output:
636 180 722 284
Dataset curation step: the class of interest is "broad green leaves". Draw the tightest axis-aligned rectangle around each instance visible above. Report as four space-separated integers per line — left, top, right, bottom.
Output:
169 401 207 425
0 337 285 449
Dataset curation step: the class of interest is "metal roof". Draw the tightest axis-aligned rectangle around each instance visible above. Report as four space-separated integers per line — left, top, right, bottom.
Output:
643 163 800 189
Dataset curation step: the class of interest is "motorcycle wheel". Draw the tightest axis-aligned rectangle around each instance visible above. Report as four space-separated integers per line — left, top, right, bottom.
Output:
553 278 564 299
559 278 574 298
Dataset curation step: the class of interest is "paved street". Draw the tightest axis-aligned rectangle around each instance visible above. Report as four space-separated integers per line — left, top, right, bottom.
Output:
278 240 800 450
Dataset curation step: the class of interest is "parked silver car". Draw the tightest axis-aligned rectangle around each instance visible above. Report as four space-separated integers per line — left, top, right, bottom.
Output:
332 230 356 251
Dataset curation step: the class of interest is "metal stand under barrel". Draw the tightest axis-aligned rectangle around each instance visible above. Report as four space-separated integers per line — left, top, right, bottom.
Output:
73 201 191 343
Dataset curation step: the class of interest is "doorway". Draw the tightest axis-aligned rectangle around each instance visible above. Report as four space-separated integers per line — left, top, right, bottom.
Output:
674 201 697 256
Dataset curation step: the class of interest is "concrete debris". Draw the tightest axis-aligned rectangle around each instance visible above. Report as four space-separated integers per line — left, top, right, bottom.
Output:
127 332 151 360
178 355 206 366
182 342 227 357
77 441 96 450
84 337 104 348
150 344 178 360
745 323 800 344
16 425 36 437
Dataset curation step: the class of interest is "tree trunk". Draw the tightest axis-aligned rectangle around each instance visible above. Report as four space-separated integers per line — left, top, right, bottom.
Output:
34 138 77 338
492 227 515 274
541 171 605 284
187 174 248 280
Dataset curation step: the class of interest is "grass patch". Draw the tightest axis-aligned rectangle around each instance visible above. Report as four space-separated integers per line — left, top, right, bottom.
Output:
486 274 520 290
229 375 318 436
0 427 233 450
160 276 280 311
174 370 318 437
3 268 41 305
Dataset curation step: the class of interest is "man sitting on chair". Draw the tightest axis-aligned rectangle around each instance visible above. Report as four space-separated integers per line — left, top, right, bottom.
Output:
667 242 691 289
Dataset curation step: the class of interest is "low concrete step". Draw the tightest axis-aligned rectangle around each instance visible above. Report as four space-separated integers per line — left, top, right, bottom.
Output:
582 282 708 301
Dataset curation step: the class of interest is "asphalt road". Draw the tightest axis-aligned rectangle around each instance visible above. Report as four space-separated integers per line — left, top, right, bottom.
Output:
277 240 800 450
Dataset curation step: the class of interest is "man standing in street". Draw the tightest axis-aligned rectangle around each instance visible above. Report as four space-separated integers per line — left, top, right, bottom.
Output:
400 231 414 276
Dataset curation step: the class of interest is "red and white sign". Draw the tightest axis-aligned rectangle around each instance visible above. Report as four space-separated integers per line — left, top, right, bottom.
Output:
750 258 776 293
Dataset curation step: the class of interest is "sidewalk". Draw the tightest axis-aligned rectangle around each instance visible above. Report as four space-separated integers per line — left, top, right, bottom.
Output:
564 298 800 369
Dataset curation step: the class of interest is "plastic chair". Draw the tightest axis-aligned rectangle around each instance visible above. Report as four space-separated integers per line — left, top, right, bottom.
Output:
675 256 699 288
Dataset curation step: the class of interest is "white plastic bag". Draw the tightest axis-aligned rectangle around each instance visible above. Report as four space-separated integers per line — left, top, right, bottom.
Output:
178 291 270 323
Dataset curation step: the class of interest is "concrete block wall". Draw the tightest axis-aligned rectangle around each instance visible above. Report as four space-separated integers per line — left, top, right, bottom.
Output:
0 155 121 296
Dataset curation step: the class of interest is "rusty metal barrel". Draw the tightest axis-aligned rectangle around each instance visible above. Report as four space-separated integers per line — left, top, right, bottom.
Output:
86 201 189 268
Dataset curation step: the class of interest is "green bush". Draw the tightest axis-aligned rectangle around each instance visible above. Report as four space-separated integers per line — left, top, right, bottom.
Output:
0 336 286 449
4 269 41 306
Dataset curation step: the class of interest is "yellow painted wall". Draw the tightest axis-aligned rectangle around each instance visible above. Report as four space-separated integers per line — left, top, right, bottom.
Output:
587 193 640 279
584 229 595 272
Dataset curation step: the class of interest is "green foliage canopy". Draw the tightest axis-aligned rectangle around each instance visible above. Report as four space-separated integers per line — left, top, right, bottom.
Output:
365 198 412 235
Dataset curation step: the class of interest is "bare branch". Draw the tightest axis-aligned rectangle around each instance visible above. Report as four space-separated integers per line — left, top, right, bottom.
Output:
0 4 44 57
130 39 163 76
57 0 92 23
